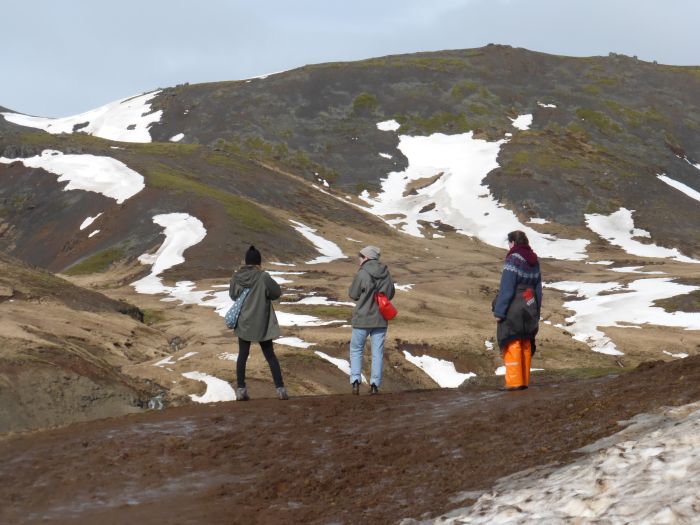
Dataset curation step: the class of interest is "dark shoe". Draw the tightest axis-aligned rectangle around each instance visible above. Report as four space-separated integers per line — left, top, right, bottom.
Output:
518 385 529 390
276 387 289 400
236 387 250 401
370 384 379 395
352 380 360 395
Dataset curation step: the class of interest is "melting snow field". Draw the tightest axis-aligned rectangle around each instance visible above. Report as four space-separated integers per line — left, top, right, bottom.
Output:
438 401 700 524
0 150 145 204
585 208 699 264
545 278 700 355
403 351 475 388
363 129 589 260
1 91 162 143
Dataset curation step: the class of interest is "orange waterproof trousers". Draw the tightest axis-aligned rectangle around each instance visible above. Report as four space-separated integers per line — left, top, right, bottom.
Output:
502 339 532 389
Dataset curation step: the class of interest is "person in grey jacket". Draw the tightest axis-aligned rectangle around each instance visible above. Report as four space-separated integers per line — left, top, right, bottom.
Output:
348 245 395 395
229 245 288 400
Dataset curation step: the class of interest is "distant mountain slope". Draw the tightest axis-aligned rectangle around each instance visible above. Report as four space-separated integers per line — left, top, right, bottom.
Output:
2 45 699 262
145 46 700 253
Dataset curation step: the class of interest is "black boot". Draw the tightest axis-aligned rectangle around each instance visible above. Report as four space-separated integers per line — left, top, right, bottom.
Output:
370 384 379 395
352 380 360 395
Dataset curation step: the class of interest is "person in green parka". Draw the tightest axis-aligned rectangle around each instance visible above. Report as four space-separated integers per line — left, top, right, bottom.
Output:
229 245 288 400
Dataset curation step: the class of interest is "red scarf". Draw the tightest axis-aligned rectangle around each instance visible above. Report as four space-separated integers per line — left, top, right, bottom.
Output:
507 244 539 266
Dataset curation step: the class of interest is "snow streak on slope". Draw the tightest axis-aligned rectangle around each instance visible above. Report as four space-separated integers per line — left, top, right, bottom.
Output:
545 278 700 355
657 174 700 203
585 208 699 263
132 214 207 294
314 351 367 383
0 150 144 204
363 130 589 260
289 220 346 264
438 401 700 524
1 91 162 143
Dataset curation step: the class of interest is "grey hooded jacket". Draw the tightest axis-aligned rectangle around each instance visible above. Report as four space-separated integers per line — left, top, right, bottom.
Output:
348 259 395 328
229 265 281 342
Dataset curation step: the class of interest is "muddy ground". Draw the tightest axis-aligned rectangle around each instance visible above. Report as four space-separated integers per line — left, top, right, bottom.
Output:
2 355 700 525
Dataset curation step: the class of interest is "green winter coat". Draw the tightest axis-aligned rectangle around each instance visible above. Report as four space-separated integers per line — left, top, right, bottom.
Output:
348 259 395 328
229 265 282 342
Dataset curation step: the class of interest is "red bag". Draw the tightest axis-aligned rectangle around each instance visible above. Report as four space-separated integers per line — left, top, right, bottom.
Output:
375 291 397 321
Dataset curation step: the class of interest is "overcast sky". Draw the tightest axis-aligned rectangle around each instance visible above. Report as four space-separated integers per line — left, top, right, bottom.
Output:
3 0 699 117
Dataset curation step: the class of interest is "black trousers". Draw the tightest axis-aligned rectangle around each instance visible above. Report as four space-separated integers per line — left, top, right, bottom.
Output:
237 338 284 388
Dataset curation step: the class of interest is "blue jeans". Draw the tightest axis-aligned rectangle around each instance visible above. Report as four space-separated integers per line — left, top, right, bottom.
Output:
350 327 387 387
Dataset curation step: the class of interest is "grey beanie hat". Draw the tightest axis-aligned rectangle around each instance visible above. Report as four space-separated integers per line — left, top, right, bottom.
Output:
359 245 381 260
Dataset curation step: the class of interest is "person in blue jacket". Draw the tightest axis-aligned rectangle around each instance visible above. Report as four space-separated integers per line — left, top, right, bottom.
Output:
492 230 542 390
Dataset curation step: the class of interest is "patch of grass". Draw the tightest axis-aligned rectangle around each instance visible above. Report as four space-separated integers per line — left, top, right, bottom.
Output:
352 92 379 114
397 111 474 134
450 80 478 98
468 103 489 115
63 247 126 275
140 163 277 231
132 142 199 158
142 308 166 326
575 108 622 135
582 84 601 95
605 101 668 127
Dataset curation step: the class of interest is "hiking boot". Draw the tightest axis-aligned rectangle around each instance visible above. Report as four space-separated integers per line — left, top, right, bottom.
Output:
370 384 379 395
276 386 289 400
352 380 360 395
236 387 250 401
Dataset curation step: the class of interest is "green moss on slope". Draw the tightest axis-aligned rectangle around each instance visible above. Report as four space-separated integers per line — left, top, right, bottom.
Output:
64 247 126 275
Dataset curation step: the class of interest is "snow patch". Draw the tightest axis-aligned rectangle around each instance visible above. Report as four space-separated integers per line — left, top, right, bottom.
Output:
314 351 367 383
403 350 475 388
276 337 315 348
80 213 103 230
510 114 533 130
438 401 700 524
359 132 588 260
395 283 414 292
276 311 344 327
281 296 354 306
182 371 236 403
0 150 144 204
657 173 700 203
376 119 400 132
289 220 346 264
1 91 162 143
663 350 688 359
586 208 699 263
169 133 185 142
546 278 700 355
132 214 207 294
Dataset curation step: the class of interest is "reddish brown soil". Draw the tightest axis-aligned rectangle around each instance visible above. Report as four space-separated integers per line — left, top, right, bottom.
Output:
2 356 700 525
